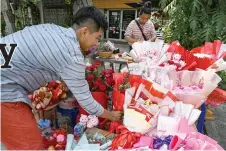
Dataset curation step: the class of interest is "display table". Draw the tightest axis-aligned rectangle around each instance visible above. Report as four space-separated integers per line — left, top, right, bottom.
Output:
95 56 132 72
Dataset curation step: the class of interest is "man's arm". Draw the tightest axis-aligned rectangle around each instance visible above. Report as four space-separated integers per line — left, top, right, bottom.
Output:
57 64 122 121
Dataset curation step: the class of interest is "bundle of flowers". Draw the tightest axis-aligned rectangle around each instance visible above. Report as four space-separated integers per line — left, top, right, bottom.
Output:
30 81 67 110
129 41 168 63
86 61 114 93
168 69 222 108
108 75 224 150
191 40 226 71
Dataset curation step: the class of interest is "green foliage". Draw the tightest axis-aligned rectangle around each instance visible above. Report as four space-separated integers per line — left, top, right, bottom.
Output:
218 70 226 90
160 0 226 89
1 20 6 36
159 0 226 50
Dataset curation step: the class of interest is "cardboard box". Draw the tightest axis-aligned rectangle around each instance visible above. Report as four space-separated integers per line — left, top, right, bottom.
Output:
39 107 57 128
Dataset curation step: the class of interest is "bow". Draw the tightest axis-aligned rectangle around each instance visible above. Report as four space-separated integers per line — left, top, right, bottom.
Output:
153 135 173 149
110 126 141 150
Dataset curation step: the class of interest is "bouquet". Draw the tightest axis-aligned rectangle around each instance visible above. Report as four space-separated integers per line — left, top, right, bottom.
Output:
129 41 167 63
191 40 226 70
169 69 222 108
86 61 114 93
30 81 67 110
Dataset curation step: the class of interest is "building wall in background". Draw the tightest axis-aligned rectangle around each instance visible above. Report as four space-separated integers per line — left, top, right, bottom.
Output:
93 0 140 9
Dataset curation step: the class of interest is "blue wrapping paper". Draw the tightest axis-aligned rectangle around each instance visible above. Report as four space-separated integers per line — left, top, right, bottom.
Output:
74 123 86 138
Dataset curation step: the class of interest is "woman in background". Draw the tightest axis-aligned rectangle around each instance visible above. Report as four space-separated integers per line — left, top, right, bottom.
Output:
125 1 156 50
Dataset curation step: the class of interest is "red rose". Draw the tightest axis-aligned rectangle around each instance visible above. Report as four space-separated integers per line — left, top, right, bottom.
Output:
168 60 174 65
93 81 99 89
105 69 113 74
95 78 102 83
94 61 101 66
93 79 102 89
99 84 107 91
93 61 101 69
86 66 94 72
48 81 59 89
105 73 112 78
106 77 113 86
93 65 99 69
86 74 95 82
100 71 105 76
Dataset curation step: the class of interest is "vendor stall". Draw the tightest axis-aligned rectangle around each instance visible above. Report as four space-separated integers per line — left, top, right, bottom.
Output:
30 40 226 150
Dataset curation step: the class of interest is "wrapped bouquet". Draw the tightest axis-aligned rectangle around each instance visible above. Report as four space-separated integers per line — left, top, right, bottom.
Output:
169 69 222 108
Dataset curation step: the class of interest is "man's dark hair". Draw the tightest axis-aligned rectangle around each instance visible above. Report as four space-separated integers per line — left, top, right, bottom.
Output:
72 6 108 32
139 2 152 15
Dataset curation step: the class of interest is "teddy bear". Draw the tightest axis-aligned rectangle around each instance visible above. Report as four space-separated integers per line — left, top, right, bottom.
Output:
87 115 99 128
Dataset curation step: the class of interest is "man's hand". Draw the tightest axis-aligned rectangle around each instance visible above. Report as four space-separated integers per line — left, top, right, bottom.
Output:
99 110 123 121
108 111 123 121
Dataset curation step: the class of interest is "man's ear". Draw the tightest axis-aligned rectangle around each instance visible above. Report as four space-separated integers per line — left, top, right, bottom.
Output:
80 27 89 38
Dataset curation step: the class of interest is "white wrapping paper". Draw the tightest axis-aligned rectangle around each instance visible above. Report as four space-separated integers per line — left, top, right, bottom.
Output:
123 108 152 134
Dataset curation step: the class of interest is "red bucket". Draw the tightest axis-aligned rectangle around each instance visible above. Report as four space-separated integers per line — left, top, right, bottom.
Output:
76 92 108 124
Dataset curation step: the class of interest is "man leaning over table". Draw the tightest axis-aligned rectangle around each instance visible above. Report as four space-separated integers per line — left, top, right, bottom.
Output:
0 6 122 150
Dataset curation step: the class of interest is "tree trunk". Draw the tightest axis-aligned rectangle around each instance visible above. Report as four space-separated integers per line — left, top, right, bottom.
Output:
1 0 16 35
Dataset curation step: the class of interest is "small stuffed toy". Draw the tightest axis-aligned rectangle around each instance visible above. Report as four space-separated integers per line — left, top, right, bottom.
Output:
172 53 181 64
87 115 99 128
53 130 67 150
80 114 89 125
73 114 89 139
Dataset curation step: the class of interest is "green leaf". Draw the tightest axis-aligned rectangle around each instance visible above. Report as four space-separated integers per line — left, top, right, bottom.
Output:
208 0 213 6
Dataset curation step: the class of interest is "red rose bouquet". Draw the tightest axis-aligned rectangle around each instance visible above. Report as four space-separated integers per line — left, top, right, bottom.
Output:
86 61 114 93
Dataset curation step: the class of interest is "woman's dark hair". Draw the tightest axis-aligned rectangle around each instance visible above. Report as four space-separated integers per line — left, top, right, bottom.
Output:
139 1 152 15
73 6 108 32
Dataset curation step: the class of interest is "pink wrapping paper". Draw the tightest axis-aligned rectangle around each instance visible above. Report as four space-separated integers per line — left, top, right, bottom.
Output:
169 69 221 107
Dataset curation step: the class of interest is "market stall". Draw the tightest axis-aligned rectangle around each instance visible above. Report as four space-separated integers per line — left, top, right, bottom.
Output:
31 40 226 150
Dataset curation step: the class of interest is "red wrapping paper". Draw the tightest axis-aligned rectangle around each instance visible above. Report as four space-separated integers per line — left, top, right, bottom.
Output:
206 88 226 107
112 90 125 111
113 73 128 89
167 41 199 71
77 91 108 124
190 40 223 70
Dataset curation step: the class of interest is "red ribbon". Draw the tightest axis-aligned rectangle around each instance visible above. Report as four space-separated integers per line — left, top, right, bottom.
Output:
107 121 123 135
110 126 141 150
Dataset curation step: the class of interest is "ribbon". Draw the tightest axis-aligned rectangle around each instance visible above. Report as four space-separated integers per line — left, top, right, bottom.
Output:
110 126 141 150
153 135 173 149
107 121 123 136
